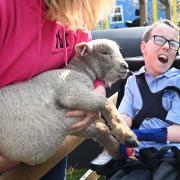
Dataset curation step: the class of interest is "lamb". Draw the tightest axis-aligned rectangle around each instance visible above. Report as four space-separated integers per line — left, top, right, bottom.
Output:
0 39 138 165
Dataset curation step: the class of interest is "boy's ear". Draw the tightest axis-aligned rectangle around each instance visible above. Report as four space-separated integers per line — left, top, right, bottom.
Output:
75 42 89 56
140 41 146 54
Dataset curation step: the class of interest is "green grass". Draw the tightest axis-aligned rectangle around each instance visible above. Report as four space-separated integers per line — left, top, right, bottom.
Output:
66 167 86 180
66 167 105 180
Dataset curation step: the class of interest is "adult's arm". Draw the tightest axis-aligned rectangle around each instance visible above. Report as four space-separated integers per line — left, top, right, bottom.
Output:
0 154 20 173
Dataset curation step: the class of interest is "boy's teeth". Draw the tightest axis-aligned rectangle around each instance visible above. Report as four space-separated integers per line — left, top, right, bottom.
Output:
159 55 167 59
158 55 168 63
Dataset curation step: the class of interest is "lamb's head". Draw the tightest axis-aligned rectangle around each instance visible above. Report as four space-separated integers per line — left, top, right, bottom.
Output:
75 39 129 86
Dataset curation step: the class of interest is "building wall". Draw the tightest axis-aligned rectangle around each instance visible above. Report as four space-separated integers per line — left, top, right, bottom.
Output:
147 0 166 24
109 0 138 28
95 0 180 30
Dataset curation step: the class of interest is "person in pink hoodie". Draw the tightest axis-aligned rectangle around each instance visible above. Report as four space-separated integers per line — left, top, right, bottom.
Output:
0 0 115 179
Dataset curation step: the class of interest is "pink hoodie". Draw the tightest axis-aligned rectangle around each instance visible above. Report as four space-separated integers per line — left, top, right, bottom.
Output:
0 0 91 87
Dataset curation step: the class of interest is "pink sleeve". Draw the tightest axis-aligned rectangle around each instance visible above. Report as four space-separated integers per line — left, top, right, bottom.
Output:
0 0 8 50
76 29 92 43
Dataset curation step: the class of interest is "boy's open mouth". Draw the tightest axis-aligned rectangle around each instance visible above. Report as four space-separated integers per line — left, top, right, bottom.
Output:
158 54 168 64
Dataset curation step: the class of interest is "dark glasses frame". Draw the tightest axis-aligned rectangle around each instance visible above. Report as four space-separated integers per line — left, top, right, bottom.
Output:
152 35 179 51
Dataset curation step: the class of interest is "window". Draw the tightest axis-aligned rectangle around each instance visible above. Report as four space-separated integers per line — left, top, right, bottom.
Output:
110 5 124 24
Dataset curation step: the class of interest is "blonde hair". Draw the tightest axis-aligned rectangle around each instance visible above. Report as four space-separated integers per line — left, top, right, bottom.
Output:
44 0 115 30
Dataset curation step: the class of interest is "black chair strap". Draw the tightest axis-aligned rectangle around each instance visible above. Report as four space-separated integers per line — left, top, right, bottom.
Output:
116 71 133 108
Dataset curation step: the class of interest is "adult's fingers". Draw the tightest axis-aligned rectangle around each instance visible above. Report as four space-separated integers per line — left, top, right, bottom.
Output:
69 112 100 132
66 110 87 117
0 154 20 173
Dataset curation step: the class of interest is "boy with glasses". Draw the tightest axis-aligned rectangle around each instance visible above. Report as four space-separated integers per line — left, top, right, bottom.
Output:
110 19 180 180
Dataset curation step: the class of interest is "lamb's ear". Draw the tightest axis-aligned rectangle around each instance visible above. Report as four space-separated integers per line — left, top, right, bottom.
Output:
75 42 89 56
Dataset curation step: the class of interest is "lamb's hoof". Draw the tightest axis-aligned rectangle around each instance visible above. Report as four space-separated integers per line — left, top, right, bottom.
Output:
125 136 138 147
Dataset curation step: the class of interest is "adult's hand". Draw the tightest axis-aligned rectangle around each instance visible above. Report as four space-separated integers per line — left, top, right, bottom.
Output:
0 153 20 173
67 110 100 131
67 85 106 132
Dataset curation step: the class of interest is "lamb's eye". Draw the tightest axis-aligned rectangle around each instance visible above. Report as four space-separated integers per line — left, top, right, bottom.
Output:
100 51 109 55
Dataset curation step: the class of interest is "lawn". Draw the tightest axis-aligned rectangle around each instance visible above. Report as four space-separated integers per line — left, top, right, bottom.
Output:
66 167 105 180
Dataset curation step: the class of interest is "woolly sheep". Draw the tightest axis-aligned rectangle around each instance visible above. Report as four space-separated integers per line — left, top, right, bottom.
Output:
0 39 138 165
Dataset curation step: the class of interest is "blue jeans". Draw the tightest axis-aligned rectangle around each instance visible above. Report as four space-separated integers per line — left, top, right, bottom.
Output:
40 157 67 180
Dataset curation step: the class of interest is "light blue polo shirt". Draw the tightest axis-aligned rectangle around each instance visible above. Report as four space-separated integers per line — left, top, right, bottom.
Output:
118 66 180 153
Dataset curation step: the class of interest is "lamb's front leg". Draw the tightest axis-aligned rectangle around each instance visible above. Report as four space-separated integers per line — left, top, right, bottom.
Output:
55 84 107 111
71 122 123 160
102 100 138 147
56 85 138 147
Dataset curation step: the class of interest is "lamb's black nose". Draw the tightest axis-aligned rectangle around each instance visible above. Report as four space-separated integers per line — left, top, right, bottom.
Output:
122 63 128 69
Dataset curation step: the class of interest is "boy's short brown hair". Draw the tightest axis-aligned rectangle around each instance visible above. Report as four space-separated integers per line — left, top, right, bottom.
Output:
142 19 179 42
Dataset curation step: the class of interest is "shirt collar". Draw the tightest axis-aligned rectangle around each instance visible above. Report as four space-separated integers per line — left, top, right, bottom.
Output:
135 66 180 78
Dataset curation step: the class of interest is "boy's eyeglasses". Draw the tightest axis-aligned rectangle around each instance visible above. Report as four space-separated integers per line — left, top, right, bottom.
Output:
153 35 179 51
